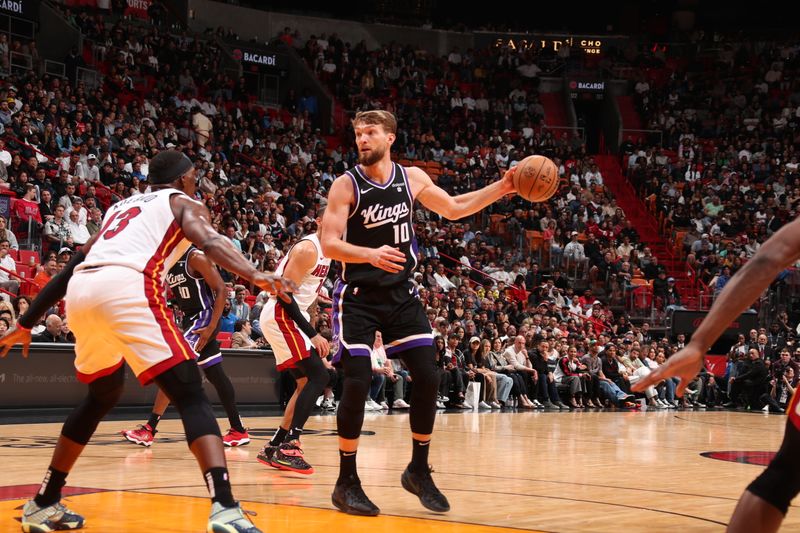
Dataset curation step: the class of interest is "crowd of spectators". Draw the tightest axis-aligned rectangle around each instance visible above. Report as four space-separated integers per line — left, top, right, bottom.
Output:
0 6 793 413
623 39 800 300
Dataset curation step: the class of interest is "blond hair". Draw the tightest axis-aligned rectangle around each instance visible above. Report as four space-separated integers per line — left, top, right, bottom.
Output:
352 110 397 134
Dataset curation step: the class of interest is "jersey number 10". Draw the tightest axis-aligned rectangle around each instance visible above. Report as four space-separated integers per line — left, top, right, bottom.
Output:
393 222 410 244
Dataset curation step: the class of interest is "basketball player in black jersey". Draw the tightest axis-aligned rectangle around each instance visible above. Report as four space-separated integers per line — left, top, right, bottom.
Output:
321 110 517 516
121 246 250 447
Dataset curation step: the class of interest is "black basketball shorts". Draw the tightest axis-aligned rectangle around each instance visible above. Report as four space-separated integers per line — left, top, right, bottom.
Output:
330 279 433 364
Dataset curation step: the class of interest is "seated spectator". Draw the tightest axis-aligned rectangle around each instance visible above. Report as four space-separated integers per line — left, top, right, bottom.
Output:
368 331 390 410
218 300 237 333
0 216 18 250
65 208 91 246
762 365 797 414
726 348 769 409
230 286 251 321
32 314 69 343
231 319 258 349
0 239 18 297
554 346 590 408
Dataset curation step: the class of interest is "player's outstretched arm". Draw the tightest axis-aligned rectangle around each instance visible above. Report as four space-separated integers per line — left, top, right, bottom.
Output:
634 216 800 395
172 195 296 300
320 175 405 273
412 166 516 220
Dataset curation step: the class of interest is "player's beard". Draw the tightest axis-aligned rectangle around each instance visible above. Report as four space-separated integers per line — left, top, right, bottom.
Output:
358 144 385 166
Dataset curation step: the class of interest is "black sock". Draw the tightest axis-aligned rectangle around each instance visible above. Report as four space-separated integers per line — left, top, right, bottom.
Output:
34 466 68 507
270 426 288 446
338 449 358 482
204 467 235 508
229 415 246 434
146 413 161 432
410 438 431 472
286 426 303 442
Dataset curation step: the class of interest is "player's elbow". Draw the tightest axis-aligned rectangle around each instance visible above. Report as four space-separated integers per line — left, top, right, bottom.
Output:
320 238 338 259
439 202 462 221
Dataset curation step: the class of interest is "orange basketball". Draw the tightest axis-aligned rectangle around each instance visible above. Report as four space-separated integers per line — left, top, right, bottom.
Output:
512 155 559 202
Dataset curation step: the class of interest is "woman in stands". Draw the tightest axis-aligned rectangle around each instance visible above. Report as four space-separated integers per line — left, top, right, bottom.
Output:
448 297 466 323
480 338 511 407
464 337 496 409
554 346 589 409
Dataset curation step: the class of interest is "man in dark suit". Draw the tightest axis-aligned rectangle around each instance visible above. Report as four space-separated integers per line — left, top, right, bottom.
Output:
751 333 776 362
32 314 69 343
727 348 769 408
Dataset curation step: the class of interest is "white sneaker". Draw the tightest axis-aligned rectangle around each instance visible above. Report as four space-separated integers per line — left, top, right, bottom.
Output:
439 395 449 403
392 399 410 409
532 399 543 407
208 501 261 532
366 399 381 410
490 401 502 409
436 400 446 409
315 395 324 407
22 500 85 532
321 398 335 411
379 401 389 410
762 405 770 413
478 401 491 409
462 401 473 409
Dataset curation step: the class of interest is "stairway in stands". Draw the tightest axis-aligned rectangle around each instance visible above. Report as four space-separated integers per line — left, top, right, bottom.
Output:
539 92 569 128
616 95 646 145
595 155 695 304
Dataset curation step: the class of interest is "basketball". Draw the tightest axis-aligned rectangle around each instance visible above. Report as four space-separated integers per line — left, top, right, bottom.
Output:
512 155 559 202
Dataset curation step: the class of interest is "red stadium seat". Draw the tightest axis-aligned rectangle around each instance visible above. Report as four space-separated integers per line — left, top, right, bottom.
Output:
217 332 233 349
18 250 39 266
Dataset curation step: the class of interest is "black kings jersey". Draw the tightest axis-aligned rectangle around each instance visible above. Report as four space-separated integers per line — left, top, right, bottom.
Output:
166 247 214 318
341 163 418 287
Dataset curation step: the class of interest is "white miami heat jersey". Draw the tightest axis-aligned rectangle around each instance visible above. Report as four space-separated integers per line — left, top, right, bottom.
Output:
273 233 330 317
79 188 192 282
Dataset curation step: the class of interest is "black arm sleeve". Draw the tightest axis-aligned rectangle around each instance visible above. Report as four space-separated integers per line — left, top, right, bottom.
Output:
18 250 86 329
276 294 317 339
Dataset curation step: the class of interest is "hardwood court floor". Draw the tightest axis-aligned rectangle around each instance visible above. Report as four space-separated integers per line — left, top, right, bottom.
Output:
0 409 797 532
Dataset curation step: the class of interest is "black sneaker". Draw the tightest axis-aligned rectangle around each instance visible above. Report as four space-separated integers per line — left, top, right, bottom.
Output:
269 440 314 475
256 444 278 468
401 464 450 512
331 475 380 516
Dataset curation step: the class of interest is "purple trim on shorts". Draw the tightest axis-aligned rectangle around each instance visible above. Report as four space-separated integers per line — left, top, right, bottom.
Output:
331 280 346 364
385 337 434 357
345 347 372 357
198 353 223 368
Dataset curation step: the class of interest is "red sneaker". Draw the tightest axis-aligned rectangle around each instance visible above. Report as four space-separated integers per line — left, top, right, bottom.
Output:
121 424 155 447
222 428 250 447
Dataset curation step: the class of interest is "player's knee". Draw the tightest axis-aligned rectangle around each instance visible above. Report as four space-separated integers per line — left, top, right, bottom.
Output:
298 356 328 393
156 361 220 444
156 361 203 404
62 367 125 445
343 353 372 392
401 346 439 394
87 366 125 407
202 363 223 383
